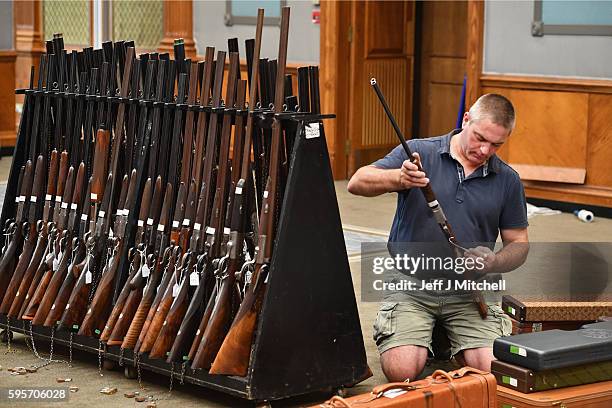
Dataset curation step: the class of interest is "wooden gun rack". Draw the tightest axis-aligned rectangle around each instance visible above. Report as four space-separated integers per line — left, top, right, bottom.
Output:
0 112 371 402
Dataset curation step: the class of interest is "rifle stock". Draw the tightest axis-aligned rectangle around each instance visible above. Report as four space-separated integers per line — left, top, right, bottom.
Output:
210 7 289 376
134 245 178 354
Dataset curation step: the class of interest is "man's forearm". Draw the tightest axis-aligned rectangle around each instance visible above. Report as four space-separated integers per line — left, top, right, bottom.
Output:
492 242 529 274
347 166 402 197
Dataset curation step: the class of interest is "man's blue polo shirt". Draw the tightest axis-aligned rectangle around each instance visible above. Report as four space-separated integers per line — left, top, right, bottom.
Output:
373 130 528 247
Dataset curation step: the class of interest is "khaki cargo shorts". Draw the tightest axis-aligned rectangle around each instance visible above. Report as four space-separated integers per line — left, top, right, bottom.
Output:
373 290 512 357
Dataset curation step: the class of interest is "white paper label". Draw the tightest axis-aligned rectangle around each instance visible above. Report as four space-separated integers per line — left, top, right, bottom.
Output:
193 223 201 231
53 256 60 271
305 122 321 139
235 186 243 195
172 221 179 228
71 203 77 210
85 271 92 284
508 306 516 316
124 209 130 216
182 219 190 227
138 220 144 227
518 347 527 357
157 224 165 232
98 211 105 218
46 194 52 201
55 196 62 203
190 272 199 286
172 283 180 297
382 389 407 399
30 196 37 203
509 377 518 387
14 197 19 203
18 196 25 202
263 190 269 198
224 227 230 235
141 264 150 278
91 193 98 200
206 227 215 234
80 214 88 221
61 202 68 209
147 218 154 226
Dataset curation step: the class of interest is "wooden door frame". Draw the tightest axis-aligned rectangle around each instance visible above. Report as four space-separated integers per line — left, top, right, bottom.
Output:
320 0 351 179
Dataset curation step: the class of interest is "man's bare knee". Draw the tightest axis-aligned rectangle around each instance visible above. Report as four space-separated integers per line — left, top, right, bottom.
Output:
462 347 494 371
380 345 428 382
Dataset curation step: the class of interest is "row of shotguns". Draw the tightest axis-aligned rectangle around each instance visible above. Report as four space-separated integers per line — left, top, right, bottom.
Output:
0 8 311 376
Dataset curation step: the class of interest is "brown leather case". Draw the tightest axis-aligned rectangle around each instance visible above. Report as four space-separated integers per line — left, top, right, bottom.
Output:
510 317 593 334
314 367 497 408
502 295 612 322
492 359 612 393
497 381 612 407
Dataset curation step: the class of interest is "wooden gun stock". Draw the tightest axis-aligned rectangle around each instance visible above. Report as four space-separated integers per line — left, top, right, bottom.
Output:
148 270 190 359
0 224 37 314
7 223 49 318
78 239 124 337
105 258 147 345
32 236 72 326
122 251 165 350
137 246 180 354
99 254 141 342
58 248 93 331
43 241 86 327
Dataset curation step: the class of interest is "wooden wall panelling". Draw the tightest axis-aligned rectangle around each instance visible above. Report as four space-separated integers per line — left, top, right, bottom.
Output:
320 0 351 179
466 0 484 107
483 87 589 183
0 51 17 149
586 94 612 188
14 0 44 107
159 0 196 58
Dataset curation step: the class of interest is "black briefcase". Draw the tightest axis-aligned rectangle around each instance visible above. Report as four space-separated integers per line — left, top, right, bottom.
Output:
493 327 612 371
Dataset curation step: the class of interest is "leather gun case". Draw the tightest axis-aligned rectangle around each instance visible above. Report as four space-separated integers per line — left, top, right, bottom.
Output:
497 380 612 407
502 295 612 322
312 367 496 408
491 359 612 393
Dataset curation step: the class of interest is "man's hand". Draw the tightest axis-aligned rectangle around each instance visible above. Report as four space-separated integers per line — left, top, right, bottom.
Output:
465 246 497 274
399 153 429 189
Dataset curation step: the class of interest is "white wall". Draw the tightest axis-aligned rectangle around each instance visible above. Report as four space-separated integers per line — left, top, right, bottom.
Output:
193 0 320 63
0 1 13 50
484 1 612 79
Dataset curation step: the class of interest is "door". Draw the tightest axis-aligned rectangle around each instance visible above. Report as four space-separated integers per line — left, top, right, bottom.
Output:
416 1 468 138
347 1 415 176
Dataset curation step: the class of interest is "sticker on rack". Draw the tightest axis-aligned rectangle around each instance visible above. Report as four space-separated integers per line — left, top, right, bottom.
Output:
305 122 321 139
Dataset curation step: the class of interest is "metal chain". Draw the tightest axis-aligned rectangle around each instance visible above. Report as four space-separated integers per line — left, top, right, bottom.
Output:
168 362 175 393
22 321 33 352
68 332 73 367
97 340 104 377
136 353 144 390
179 362 186 385
4 318 15 354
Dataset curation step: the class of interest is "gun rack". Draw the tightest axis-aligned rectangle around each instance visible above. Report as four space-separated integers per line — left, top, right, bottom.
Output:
1 116 370 402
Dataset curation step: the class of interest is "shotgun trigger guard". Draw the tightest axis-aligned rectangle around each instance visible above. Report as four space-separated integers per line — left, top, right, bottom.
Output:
253 264 269 291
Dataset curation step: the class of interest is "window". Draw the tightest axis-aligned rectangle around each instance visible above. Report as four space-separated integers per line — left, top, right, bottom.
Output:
532 0 612 36
225 0 286 26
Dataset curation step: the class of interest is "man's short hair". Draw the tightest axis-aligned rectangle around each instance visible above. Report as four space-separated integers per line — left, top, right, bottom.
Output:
468 93 516 131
